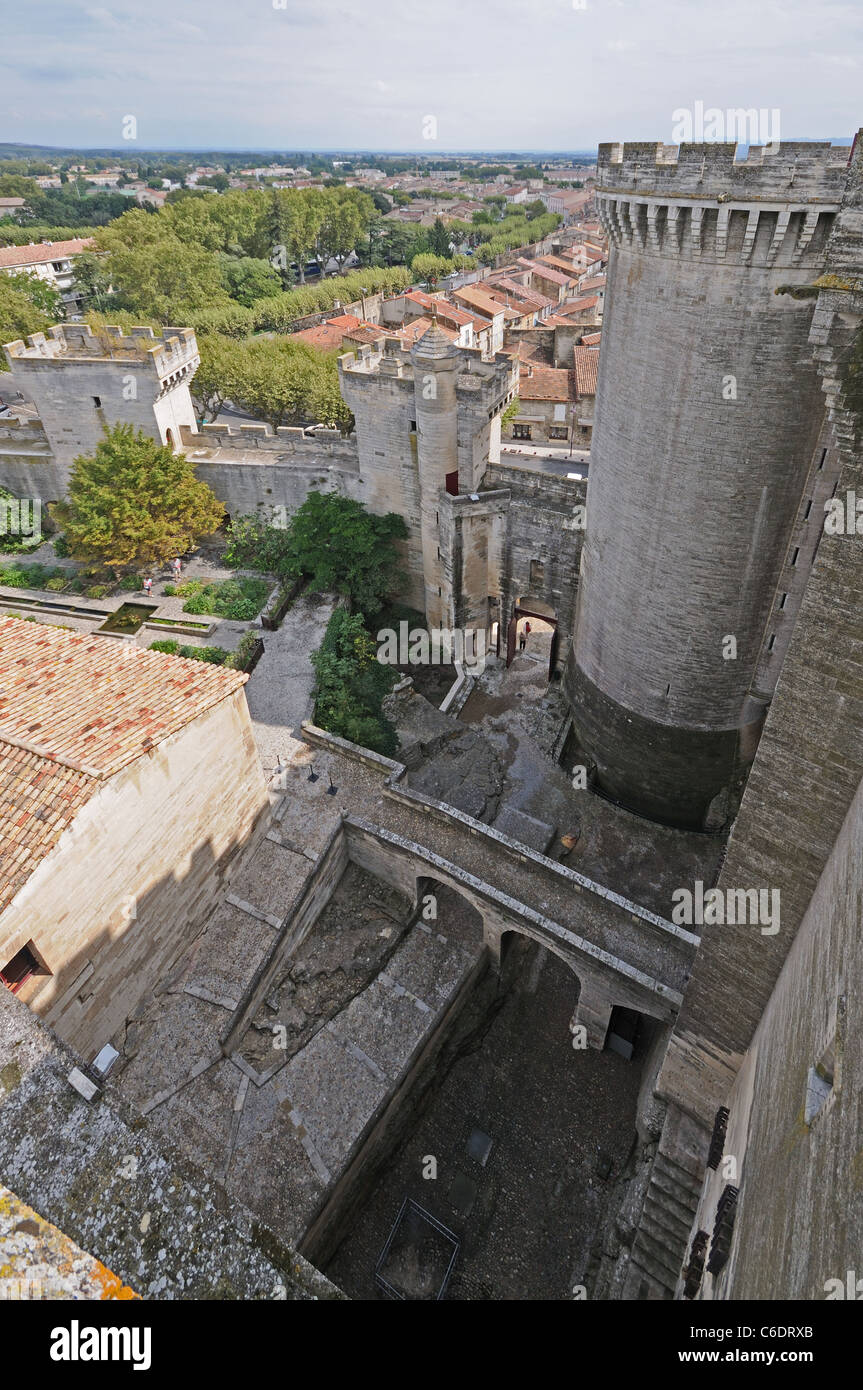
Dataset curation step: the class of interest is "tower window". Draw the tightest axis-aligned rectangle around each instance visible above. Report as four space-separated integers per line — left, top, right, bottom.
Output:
1 941 51 995
779 592 787 610
767 634 776 651
791 547 800 566
92 395 102 408
818 448 827 471
805 1038 836 1125
803 500 812 520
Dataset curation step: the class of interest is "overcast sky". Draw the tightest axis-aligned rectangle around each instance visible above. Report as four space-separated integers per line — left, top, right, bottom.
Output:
1 0 860 152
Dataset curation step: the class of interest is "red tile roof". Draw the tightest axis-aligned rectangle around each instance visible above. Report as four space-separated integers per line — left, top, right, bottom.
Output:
557 294 600 316
0 742 97 915
0 616 248 779
579 275 606 293
293 313 361 350
485 277 554 313
0 238 95 270
0 617 251 912
451 285 506 319
516 257 575 287
403 290 474 328
518 365 574 403
581 331 602 346
573 345 599 396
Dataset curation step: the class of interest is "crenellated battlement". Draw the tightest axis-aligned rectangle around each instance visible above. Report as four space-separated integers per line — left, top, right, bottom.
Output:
178 422 359 460
597 139 853 202
3 323 200 381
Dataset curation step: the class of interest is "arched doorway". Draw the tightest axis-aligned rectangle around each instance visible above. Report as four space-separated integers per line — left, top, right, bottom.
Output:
164 427 175 451
506 597 559 679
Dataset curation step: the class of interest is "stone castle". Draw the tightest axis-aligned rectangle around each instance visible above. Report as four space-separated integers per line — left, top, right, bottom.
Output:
1 131 862 1301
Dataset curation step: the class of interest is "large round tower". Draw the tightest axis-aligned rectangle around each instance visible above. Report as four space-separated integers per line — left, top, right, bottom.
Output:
410 320 462 629
566 140 849 829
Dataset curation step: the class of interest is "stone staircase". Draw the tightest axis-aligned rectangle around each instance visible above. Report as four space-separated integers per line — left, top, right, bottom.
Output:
623 1147 703 1298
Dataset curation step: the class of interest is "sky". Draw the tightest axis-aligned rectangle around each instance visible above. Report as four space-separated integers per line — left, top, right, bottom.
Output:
1 0 861 153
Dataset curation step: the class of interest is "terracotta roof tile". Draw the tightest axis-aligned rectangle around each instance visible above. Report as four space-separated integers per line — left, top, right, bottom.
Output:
573 345 599 396
0 616 248 779
0 742 96 915
0 238 95 270
518 365 575 403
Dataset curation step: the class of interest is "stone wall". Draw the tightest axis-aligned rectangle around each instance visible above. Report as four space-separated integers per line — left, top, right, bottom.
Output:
0 988 340 1300
220 822 349 1054
685 769 863 1300
566 139 858 828
0 690 268 1058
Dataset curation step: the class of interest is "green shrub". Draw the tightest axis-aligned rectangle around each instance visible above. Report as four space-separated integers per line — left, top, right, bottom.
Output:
119 573 142 591
150 637 228 664
52 533 71 558
45 576 68 592
182 576 268 620
311 608 397 755
225 630 260 671
179 643 228 664
85 584 109 599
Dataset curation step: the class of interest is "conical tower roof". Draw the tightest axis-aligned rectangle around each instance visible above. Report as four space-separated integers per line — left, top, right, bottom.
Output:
410 310 460 362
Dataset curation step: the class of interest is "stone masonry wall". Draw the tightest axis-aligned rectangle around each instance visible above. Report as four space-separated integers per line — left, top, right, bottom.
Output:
0 690 268 1058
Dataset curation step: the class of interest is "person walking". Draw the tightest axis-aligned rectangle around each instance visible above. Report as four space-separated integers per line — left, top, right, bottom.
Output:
172 557 182 583
519 619 531 651
143 577 153 597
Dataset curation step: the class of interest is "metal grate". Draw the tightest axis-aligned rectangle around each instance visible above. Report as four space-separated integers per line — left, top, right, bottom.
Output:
374 1198 460 1301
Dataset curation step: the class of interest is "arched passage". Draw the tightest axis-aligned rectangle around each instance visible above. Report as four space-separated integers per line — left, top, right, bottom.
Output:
416 877 485 951
506 596 559 678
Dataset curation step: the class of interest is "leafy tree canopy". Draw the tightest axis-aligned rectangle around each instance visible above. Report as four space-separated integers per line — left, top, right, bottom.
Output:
53 423 224 572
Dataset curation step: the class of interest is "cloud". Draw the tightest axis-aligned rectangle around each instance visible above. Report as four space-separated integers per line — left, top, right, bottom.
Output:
1 0 860 149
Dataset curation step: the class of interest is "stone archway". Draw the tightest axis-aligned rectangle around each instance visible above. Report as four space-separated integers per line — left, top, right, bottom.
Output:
507 597 559 678
416 877 485 951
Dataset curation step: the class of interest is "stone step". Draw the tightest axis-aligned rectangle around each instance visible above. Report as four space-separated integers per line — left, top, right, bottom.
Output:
634 1212 688 1280
655 1152 704 1202
643 1191 695 1245
628 1242 678 1296
649 1167 701 1223
631 1236 682 1287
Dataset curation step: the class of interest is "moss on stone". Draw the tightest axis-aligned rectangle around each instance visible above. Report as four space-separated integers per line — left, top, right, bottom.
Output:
0 1061 22 1093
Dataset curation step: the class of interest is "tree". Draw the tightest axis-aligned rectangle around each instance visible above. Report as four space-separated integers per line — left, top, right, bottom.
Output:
191 333 242 422
217 253 282 306
316 191 374 273
93 211 231 319
282 491 407 616
53 424 224 572
410 252 454 287
71 252 112 312
274 188 325 282
0 276 53 367
0 174 41 200
428 216 451 257
5 271 63 320
230 337 317 430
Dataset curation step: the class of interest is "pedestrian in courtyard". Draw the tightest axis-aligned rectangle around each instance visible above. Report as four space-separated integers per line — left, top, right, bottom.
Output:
143 577 152 597
519 620 531 651
172 557 182 582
